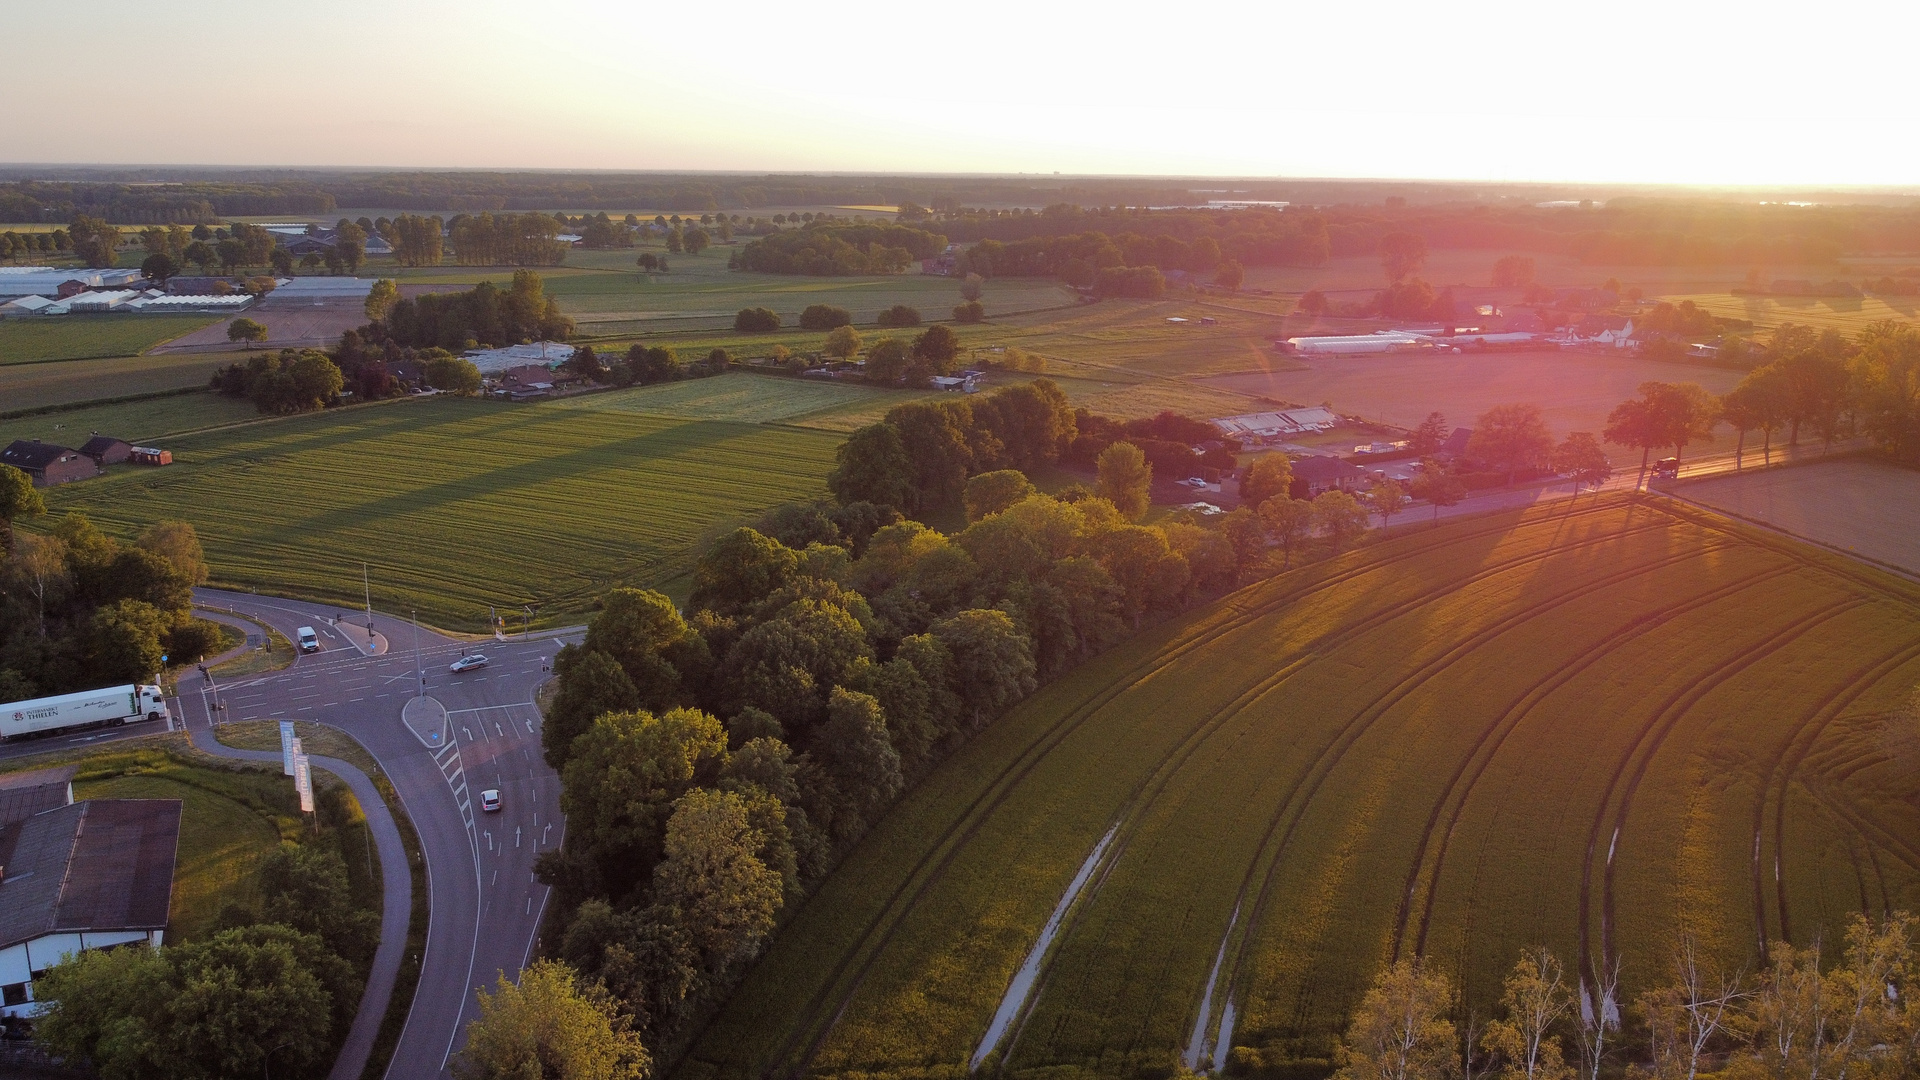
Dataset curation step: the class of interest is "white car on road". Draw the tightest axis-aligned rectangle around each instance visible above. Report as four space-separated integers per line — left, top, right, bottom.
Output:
448 654 489 673
480 789 501 812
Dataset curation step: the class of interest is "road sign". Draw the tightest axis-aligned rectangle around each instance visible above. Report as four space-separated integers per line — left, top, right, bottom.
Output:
280 721 296 776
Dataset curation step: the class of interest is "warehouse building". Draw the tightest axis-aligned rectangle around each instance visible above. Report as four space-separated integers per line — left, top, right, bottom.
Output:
0 798 183 1018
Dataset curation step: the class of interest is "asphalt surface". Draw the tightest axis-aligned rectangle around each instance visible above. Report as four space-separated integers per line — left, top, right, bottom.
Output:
3 589 581 1079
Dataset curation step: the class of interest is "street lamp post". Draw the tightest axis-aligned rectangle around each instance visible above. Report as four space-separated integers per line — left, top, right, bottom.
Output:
363 562 374 635
412 609 423 697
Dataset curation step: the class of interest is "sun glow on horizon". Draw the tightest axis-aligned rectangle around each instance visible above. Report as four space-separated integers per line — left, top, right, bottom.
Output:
6 0 1920 187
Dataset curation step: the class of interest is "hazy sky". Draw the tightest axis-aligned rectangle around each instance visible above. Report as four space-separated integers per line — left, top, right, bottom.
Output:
7 0 1918 185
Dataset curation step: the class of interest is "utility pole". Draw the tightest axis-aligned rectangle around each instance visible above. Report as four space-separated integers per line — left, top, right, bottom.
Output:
363 562 373 635
412 608 423 697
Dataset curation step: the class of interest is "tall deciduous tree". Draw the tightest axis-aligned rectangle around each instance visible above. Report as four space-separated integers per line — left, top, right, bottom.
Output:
1481 948 1573 1080
1552 433 1612 498
1313 490 1371 552
1408 465 1465 525
652 788 784 970
364 278 399 322
1334 959 1458 1080
1380 231 1428 283
1096 441 1152 521
454 959 650 1080
1239 454 1294 509
1469 404 1554 484
0 462 45 554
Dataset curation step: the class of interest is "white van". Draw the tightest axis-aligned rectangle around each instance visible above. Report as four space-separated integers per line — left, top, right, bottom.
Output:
297 626 320 653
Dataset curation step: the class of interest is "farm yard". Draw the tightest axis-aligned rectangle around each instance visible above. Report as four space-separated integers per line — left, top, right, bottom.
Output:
1202 349 1746 452
1676 458 1920 576
32 394 842 630
683 496 1920 1080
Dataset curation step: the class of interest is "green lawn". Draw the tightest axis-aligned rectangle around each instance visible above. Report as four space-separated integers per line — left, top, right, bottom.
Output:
682 497 1920 1080
545 371 931 426
1658 290 1920 335
0 314 220 365
36 394 842 630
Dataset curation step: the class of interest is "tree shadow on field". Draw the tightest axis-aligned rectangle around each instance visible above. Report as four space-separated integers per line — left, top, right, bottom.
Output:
269 417 745 541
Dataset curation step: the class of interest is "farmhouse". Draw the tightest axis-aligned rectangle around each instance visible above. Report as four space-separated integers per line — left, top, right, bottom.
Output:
1 440 99 486
1289 454 1366 496
77 435 133 466
0 798 183 1019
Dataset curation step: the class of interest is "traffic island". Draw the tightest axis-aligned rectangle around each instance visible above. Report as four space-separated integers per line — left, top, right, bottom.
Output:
400 695 448 750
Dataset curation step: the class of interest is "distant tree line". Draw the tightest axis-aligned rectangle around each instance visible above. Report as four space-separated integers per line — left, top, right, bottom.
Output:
447 212 570 267
731 223 947 275
0 503 222 700
0 179 335 224
355 269 573 351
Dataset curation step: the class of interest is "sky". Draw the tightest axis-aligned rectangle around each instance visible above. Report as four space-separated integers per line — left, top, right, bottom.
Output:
7 0 1920 186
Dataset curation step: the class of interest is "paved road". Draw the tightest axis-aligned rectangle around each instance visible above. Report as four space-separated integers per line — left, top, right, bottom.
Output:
185 727 411 1080
4 590 581 1078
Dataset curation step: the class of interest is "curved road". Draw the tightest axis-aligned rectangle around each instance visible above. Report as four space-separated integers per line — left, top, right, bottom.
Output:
4 589 580 1078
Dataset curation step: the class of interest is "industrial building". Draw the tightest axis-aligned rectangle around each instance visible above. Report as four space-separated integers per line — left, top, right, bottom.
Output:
1210 407 1340 444
0 788 183 1019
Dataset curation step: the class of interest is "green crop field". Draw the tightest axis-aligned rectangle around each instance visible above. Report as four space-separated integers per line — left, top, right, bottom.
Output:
682 496 1920 1080
0 390 259 446
0 314 220 365
0 351 233 410
1660 291 1920 335
33 395 842 630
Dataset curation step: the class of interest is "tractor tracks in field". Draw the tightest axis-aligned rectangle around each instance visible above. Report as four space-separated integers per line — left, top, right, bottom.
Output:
1393 562 1803 962
1755 638 1920 949
1181 537 1732 1067
1575 596 1866 988
766 500 1642 1076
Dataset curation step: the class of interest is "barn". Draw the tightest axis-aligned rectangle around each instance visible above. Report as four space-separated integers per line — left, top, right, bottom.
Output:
78 435 133 466
0 441 99 487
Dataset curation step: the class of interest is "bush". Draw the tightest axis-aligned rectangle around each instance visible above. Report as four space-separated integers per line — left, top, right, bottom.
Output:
876 305 922 328
734 307 780 332
799 304 853 330
953 301 984 323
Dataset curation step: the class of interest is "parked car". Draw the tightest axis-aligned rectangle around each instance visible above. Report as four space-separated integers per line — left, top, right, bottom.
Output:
449 654 489 673
296 627 320 653
480 789 501 812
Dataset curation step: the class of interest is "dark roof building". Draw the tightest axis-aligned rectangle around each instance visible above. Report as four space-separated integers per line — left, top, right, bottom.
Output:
1289 454 1366 495
0 780 71 830
77 435 133 466
1441 427 1473 456
0 799 182 1018
0 440 98 487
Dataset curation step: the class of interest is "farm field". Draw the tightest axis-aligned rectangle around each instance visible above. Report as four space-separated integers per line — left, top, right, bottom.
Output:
0 390 258 446
682 495 1920 1080
1202 349 1745 450
1657 291 1920 335
0 314 219 364
1676 457 1920 576
33 395 842 630
544 371 940 426
0 351 233 410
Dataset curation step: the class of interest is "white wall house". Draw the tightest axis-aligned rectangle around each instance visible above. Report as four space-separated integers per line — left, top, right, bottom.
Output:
0 794 181 1018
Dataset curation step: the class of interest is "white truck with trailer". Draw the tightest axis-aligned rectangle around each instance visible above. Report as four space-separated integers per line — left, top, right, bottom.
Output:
1 683 170 741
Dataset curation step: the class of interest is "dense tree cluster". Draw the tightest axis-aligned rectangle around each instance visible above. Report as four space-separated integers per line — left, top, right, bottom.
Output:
356 268 572 351
0 228 72 260
209 349 346 414
448 212 570 266
0 179 335 224
0 509 221 700
947 209 1330 274
731 223 947 275
33 783 383 1080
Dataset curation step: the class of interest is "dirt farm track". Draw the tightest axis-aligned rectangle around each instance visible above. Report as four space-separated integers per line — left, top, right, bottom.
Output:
1675 457 1920 577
